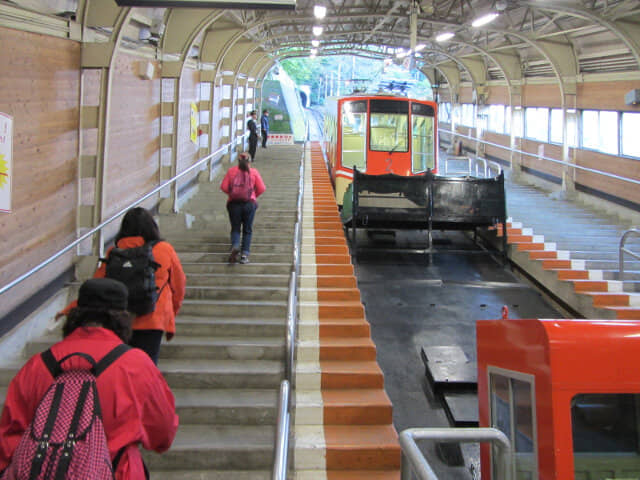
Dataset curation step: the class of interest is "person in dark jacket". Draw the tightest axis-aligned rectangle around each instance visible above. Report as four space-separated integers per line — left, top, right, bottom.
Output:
0 278 179 480
247 110 259 161
260 109 269 148
58 207 186 365
220 153 266 265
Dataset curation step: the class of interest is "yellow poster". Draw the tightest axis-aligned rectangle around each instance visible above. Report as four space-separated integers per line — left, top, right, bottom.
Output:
0 113 12 213
190 102 198 144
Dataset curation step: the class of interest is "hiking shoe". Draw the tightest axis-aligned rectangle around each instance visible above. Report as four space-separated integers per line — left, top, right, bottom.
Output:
228 248 239 264
239 254 250 264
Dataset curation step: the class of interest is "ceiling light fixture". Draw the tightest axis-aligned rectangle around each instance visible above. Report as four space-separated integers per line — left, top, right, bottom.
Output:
312 25 323 36
311 48 318 55
436 32 454 42
472 12 499 27
313 5 326 19
414 44 426 52
311 39 320 47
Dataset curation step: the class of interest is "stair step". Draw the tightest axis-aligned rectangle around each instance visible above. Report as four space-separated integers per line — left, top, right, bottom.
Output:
182 263 292 275
179 299 287 317
324 425 401 470
146 471 270 480
143 425 275 470
180 252 294 263
185 273 289 287
159 359 283 389
185 285 288 302
173 388 277 425
176 317 285 337
323 389 393 425
606 306 640 319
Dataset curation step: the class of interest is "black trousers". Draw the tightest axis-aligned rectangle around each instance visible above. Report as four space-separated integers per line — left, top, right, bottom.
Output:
248 135 258 160
129 329 164 365
261 131 268 148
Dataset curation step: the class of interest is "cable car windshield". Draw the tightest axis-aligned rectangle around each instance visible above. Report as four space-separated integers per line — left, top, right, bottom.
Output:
370 99 408 153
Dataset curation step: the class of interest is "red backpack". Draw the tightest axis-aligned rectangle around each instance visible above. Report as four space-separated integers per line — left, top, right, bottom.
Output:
1 344 130 480
229 170 254 202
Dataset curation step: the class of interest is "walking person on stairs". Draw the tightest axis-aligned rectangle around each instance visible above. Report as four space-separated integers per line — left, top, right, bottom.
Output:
220 152 266 265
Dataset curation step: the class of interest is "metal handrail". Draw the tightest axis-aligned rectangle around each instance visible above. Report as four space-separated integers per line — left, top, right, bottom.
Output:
440 127 640 187
442 155 502 179
619 228 640 280
399 427 513 480
0 135 247 298
272 138 306 480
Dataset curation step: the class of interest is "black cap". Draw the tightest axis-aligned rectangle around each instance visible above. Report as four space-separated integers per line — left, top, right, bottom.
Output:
78 278 128 311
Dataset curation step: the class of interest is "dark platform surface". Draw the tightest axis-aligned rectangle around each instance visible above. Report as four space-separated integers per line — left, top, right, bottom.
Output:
420 345 477 392
354 229 561 479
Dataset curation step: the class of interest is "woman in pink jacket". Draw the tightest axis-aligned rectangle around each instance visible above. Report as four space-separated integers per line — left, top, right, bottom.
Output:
220 153 266 264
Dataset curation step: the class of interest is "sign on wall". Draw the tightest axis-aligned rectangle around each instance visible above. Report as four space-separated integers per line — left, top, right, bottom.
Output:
190 102 198 145
0 113 12 213
269 134 294 145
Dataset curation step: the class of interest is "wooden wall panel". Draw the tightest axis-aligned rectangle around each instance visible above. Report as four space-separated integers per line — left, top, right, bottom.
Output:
578 80 640 111
459 86 473 104
483 132 510 161
522 83 562 108
520 139 563 178
576 150 640 205
177 67 201 191
486 85 509 105
0 27 80 319
104 53 161 218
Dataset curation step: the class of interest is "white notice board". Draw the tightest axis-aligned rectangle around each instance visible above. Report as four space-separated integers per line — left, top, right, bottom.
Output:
0 113 12 213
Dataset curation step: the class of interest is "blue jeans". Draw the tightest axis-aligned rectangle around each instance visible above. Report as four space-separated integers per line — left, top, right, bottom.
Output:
227 201 257 255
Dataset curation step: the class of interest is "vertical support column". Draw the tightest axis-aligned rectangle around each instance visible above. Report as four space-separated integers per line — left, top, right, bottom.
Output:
219 74 234 165
510 86 523 178
159 61 181 213
235 78 246 154
198 69 215 164
562 89 577 194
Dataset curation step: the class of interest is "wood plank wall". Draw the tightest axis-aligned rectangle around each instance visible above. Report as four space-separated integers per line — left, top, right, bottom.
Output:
0 27 80 320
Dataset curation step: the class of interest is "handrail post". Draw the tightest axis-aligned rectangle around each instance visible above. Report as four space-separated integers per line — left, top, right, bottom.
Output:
619 228 640 281
272 380 290 480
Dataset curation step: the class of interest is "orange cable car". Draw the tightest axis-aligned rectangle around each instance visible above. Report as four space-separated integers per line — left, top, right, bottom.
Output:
323 94 438 206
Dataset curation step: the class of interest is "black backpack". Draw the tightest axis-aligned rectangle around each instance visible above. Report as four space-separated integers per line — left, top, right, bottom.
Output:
102 242 161 316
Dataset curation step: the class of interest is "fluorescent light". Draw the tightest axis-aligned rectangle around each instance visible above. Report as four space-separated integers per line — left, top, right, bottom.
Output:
311 39 320 47
312 25 323 36
314 5 326 19
414 44 426 51
311 48 318 55
472 12 498 27
436 32 454 42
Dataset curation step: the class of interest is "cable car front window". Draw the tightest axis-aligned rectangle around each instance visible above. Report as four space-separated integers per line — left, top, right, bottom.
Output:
341 100 367 170
572 393 640 478
412 115 434 172
370 99 408 152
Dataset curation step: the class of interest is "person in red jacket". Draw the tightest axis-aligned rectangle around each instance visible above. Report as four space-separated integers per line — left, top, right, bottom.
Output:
0 278 179 480
58 207 186 364
220 153 266 265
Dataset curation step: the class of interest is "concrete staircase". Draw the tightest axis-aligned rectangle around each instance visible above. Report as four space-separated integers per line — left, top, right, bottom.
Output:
0 145 303 480
144 145 303 478
487 178 640 320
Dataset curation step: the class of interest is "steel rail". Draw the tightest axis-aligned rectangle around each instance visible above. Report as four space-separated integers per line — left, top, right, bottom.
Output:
619 228 640 280
0 135 248 297
399 427 513 480
440 128 640 187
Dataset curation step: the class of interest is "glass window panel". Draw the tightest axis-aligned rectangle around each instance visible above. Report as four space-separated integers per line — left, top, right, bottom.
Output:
572 394 640 479
412 115 435 172
525 107 549 142
622 112 640 158
600 110 619 155
582 110 600 150
460 104 475 127
567 113 578 148
550 109 563 144
505 106 512 135
341 101 367 169
488 105 506 134
370 113 408 152
439 102 451 123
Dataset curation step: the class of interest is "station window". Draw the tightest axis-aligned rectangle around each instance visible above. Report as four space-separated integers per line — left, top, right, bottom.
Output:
581 110 619 155
369 99 408 153
487 104 506 134
524 107 549 143
489 368 537 480
341 100 367 170
622 112 640 158
460 104 475 127
571 393 640 478
439 102 451 123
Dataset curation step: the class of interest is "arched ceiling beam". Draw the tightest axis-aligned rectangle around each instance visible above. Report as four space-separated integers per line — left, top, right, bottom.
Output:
162 8 225 59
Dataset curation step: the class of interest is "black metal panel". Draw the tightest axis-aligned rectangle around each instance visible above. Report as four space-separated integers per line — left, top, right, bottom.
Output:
442 393 479 427
420 345 478 392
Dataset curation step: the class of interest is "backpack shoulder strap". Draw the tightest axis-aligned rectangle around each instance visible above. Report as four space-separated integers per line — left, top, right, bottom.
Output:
41 348 61 378
95 343 131 377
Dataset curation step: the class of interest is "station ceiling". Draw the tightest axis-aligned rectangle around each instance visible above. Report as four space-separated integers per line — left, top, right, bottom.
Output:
7 0 640 89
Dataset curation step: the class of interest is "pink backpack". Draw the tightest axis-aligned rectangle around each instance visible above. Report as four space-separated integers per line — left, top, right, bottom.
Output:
229 170 254 202
1 344 130 480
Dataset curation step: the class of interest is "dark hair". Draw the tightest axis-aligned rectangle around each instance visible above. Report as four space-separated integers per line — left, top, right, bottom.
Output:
262 109 268 114
238 153 251 172
250 110 257 116
115 207 161 244
63 308 133 343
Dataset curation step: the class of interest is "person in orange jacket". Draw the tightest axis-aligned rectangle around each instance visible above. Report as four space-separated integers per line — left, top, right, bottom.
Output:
58 207 186 364
1 278 179 479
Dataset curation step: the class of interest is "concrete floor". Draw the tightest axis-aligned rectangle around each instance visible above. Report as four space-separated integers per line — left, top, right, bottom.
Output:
353 229 560 478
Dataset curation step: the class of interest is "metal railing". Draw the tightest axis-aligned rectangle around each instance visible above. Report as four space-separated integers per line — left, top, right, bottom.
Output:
619 228 640 280
0 135 247 298
399 427 513 480
272 139 306 480
440 128 640 187
443 154 502 178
